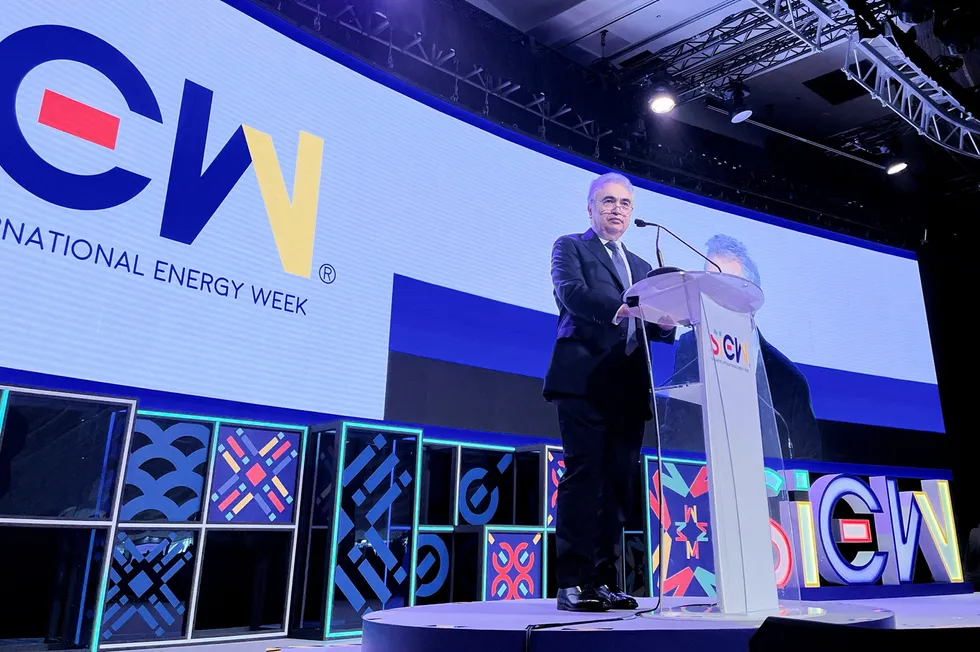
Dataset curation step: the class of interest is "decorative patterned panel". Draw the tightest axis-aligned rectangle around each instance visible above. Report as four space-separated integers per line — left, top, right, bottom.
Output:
208 426 301 524
648 459 717 598
101 530 196 642
328 426 420 635
458 450 514 526
120 418 212 522
545 449 564 528
484 530 542 601
415 532 451 603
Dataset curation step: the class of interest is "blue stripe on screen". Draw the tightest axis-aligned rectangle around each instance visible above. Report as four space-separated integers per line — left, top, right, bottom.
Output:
387 275 944 433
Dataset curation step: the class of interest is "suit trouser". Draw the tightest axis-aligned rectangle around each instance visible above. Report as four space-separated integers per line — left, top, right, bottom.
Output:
553 396 645 588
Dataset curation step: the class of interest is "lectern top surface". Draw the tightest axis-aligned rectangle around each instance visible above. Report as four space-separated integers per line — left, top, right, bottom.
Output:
624 270 764 325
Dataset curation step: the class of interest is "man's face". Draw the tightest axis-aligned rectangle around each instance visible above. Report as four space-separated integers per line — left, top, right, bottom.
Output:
707 255 744 278
588 182 633 241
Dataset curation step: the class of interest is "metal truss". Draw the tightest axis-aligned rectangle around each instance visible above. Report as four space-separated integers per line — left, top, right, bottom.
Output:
627 1 887 100
269 0 613 148
842 27 980 159
826 113 910 153
764 0 980 159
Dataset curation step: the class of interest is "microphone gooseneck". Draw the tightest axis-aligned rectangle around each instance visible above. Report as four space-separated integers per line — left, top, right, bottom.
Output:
655 226 665 267
634 219 723 274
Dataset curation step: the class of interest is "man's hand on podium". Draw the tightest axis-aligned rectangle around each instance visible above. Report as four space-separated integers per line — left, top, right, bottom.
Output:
615 304 678 330
613 304 633 325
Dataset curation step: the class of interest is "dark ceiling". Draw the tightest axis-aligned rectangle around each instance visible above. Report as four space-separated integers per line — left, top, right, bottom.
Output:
461 0 980 196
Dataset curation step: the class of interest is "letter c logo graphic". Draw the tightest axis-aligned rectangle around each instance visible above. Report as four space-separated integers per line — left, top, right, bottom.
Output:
0 25 163 210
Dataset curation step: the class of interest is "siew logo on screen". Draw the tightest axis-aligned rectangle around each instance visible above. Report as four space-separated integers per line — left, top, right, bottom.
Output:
709 329 750 367
0 25 323 278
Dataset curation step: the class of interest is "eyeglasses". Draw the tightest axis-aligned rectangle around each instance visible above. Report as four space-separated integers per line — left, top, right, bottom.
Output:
596 197 633 213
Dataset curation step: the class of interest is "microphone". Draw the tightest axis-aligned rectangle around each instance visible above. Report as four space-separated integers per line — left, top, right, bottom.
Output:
634 219 723 274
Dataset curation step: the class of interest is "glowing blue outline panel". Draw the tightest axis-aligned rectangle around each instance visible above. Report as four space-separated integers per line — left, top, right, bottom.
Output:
323 421 424 639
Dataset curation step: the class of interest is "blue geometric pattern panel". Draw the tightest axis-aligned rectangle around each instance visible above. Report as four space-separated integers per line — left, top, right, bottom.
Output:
484 530 542 601
458 450 514 525
101 530 196 642
207 426 301 524
120 418 212 522
647 459 716 598
415 532 451 604
329 428 419 634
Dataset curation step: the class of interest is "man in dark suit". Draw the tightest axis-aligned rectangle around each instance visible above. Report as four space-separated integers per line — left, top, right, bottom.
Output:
543 172 675 612
660 234 823 461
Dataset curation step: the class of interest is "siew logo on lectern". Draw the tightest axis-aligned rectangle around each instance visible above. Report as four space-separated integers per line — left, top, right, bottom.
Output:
0 24 323 278
709 329 751 369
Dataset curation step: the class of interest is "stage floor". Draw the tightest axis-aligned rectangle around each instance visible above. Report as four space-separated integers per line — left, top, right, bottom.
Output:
129 593 980 652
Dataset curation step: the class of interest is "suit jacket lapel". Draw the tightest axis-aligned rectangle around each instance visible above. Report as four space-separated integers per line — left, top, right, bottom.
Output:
583 229 624 290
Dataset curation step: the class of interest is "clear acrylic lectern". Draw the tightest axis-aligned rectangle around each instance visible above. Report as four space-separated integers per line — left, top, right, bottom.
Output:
625 270 802 615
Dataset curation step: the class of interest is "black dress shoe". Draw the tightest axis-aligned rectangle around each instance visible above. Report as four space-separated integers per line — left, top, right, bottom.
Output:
557 585 610 612
596 584 639 610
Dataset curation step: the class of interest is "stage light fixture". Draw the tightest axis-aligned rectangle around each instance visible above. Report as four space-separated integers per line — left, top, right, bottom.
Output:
728 83 752 124
886 158 909 175
649 88 676 114
647 79 677 115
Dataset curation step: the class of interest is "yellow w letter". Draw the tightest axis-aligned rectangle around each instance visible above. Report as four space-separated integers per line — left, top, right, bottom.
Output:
242 127 323 277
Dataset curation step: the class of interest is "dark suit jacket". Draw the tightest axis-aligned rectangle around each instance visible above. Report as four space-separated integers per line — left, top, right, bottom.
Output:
660 329 823 461
966 524 980 590
543 229 675 418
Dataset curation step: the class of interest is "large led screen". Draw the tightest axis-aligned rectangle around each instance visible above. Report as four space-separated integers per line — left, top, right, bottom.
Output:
0 0 941 434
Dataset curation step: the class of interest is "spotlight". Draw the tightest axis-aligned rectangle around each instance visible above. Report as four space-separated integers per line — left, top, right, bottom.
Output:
728 83 752 123
647 79 677 114
649 88 676 114
886 157 909 175
730 105 753 124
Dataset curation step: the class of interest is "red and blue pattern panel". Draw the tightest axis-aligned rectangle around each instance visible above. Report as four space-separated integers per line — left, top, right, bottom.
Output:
208 426 301 524
546 449 564 528
484 530 543 601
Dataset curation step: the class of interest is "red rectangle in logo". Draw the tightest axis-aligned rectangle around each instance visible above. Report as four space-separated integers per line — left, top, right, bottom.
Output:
837 518 873 543
37 89 120 150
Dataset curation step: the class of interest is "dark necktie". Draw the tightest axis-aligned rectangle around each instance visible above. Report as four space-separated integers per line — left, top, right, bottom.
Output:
605 241 637 355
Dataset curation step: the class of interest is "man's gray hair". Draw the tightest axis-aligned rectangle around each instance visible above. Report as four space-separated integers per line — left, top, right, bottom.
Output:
587 172 634 203
705 234 762 287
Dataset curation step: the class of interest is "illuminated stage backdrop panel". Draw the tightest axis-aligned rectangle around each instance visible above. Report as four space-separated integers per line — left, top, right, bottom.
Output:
99 411 308 648
0 386 138 652
310 422 423 639
0 0 942 436
480 527 547 602
642 456 966 599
